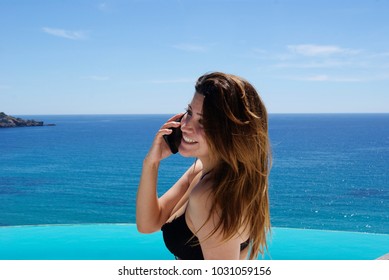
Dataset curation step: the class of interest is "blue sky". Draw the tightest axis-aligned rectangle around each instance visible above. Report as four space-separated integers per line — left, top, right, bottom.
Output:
1 0 389 114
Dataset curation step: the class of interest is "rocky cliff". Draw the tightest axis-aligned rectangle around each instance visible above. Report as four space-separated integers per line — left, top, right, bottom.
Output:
0 112 45 128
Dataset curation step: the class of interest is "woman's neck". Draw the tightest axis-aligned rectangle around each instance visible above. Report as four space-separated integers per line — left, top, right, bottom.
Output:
197 156 218 178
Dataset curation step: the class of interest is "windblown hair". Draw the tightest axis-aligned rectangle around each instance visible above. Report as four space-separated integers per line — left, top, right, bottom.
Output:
195 72 271 259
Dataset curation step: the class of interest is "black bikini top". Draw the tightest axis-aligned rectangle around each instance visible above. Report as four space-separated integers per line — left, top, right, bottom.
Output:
161 213 250 260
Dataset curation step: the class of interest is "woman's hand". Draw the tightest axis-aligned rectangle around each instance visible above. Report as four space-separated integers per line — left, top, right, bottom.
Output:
145 113 185 164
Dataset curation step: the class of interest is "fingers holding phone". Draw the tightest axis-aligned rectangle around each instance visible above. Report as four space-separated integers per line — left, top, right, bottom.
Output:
145 113 185 164
163 112 186 154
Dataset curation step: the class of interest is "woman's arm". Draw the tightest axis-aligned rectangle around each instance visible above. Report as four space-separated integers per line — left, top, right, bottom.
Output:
136 159 198 233
136 113 200 233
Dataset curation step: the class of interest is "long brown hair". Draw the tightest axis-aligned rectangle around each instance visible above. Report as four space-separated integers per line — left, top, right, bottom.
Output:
195 72 271 259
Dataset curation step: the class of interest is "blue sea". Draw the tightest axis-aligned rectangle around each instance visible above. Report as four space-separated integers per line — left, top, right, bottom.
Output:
1 114 388 234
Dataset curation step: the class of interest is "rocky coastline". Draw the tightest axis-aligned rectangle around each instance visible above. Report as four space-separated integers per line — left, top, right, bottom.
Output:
0 112 54 128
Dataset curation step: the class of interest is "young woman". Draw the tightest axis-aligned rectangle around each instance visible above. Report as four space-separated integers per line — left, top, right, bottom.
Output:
136 72 271 260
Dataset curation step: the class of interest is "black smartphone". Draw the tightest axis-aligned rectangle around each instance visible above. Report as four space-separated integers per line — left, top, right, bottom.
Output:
163 115 184 154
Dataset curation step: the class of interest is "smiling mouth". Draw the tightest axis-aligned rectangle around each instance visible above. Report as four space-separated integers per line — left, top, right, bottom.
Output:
183 135 197 144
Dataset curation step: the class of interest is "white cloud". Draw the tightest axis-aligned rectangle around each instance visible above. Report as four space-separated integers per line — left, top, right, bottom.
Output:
273 60 347 69
286 74 364 82
287 44 359 56
304 75 330 81
367 51 389 59
42 27 87 40
172 43 207 52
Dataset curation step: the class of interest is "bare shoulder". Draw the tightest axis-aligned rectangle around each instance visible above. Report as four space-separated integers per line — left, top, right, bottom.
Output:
186 176 250 259
186 178 215 247
188 174 213 211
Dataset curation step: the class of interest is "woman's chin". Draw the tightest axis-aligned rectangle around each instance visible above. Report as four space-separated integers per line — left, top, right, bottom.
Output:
177 148 192 157
178 144 195 157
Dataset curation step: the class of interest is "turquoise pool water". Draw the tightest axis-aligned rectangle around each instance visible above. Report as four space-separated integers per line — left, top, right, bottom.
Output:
1 224 388 260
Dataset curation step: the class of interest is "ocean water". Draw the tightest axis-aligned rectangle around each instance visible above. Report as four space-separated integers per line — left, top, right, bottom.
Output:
1 114 388 234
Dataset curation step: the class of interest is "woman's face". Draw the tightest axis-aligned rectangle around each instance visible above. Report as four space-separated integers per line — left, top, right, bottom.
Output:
179 93 210 161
